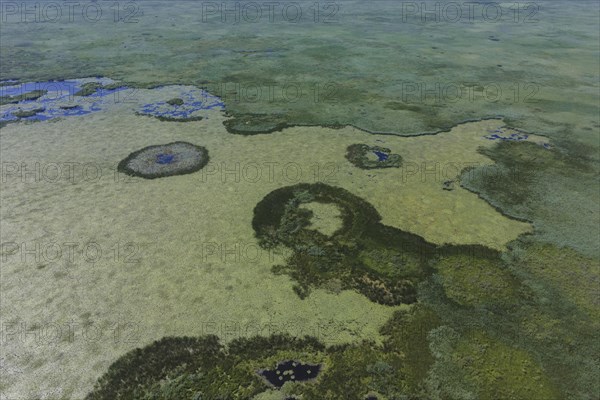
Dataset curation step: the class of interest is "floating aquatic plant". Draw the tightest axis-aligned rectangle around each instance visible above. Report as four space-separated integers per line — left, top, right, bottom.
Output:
0 78 128 126
137 88 223 122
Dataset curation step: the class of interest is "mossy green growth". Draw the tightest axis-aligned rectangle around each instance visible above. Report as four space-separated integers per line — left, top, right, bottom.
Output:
140 364 260 399
0 89 47 105
86 335 224 400
345 144 402 169
454 331 561 400
254 183 520 307
508 240 600 324
102 82 127 90
74 82 103 96
87 335 326 400
223 113 289 135
87 312 446 400
12 107 45 118
461 140 599 257
136 113 204 122
300 342 388 399
380 304 441 395
73 82 125 96
253 183 437 305
166 98 184 106
433 246 521 307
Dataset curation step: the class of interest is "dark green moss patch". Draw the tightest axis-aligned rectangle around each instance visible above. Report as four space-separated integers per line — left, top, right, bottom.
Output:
460 140 599 257
433 245 521 308
102 82 127 90
379 304 441 393
223 113 289 135
136 112 204 122
166 98 184 106
253 183 436 305
450 331 560 400
59 104 80 110
12 107 45 118
253 183 533 309
87 335 329 400
346 144 402 169
0 89 47 105
86 335 223 400
74 82 103 96
86 249 574 400
72 81 126 97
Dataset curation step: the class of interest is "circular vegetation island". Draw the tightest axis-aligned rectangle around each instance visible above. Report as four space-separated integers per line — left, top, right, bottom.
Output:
252 183 436 305
117 141 209 179
346 144 402 169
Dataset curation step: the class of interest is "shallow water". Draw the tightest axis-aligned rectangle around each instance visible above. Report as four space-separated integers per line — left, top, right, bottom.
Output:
1 1 599 399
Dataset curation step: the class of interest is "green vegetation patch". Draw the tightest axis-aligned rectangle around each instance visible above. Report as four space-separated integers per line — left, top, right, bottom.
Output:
253 183 436 305
136 113 204 122
0 89 47 105
434 246 521 307
455 331 560 400
508 239 600 325
166 98 184 106
88 307 446 400
427 327 561 400
86 335 224 400
223 113 289 135
461 141 599 257
12 107 45 118
74 82 104 96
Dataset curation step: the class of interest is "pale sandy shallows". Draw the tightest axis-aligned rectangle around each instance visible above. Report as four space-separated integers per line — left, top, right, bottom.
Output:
0 103 535 398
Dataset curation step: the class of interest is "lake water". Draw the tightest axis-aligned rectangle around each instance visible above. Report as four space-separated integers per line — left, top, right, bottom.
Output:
1 1 598 399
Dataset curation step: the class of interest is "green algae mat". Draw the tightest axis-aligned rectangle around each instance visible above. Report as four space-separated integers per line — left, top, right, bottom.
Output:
1 1 599 399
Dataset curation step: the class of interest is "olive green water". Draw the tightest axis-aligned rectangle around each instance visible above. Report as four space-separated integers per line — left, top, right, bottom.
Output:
2 1 599 144
1 1 599 399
